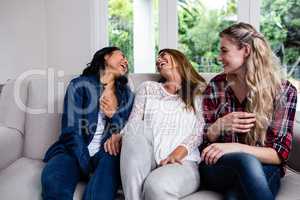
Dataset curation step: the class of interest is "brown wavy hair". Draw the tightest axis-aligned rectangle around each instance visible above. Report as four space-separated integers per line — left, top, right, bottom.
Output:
158 49 207 112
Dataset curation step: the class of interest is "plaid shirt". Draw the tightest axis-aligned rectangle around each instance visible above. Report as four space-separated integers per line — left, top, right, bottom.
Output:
202 74 297 175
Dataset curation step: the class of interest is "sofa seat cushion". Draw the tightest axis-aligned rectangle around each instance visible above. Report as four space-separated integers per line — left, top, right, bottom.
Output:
181 190 222 200
277 169 300 199
0 158 299 200
0 157 125 200
0 157 44 200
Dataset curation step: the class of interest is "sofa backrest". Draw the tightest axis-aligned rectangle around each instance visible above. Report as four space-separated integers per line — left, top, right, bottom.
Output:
287 112 300 171
23 76 74 159
22 73 215 159
0 79 29 134
2 72 299 173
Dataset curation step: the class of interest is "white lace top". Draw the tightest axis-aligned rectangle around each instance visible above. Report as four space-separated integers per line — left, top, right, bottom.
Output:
122 81 204 164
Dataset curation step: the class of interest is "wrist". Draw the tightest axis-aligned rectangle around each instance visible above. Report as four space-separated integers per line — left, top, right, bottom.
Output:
237 143 247 152
207 119 222 141
174 146 188 160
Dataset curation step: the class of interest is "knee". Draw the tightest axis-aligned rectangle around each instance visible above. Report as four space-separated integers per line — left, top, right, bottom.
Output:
41 168 63 195
122 135 143 155
223 153 263 177
143 173 173 200
236 153 261 171
121 137 146 168
97 153 120 173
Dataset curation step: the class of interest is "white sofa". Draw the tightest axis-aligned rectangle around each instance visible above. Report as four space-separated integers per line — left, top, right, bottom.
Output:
0 73 299 200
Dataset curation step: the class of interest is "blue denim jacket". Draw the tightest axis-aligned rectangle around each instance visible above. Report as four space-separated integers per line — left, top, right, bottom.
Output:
43 75 134 175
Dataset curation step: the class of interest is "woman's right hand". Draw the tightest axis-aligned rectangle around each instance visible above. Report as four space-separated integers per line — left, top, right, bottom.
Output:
214 112 256 133
217 112 256 134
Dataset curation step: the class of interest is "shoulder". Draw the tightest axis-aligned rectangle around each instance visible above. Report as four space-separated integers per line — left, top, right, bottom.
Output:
276 80 298 103
209 73 227 83
203 73 227 96
136 81 161 95
69 75 98 87
66 75 99 98
281 80 297 95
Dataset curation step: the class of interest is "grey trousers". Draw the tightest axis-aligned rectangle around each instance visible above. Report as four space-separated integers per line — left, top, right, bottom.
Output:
120 123 200 200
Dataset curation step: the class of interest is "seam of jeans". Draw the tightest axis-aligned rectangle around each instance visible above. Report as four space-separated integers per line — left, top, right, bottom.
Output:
266 167 281 185
216 164 259 200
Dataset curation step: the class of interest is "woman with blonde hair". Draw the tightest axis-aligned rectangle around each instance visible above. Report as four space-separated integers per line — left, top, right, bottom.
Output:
200 22 297 199
120 49 207 200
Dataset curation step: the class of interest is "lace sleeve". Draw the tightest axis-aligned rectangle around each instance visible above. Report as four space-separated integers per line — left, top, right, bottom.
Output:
120 82 149 134
180 96 204 155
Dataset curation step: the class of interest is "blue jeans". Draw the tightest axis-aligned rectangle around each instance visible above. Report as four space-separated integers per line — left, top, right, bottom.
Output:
199 152 281 200
41 149 120 200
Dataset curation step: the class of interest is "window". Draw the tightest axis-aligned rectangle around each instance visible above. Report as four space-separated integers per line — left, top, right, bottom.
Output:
104 0 299 111
108 0 159 73
260 0 300 110
108 0 134 72
178 0 238 73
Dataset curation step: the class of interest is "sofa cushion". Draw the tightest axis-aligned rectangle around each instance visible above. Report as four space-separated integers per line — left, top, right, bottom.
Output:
127 73 215 92
0 157 44 200
0 157 94 200
0 79 29 134
0 157 124 200
277 169 300 199
181 191 222 200
24 77 73 159
0 126 23 170
287 118 300 172
127 73 161 92
1 157 299 200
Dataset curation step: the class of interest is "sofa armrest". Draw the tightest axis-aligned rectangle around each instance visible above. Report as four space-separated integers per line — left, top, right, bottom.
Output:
287 112 300 172
0 79 29 134
0 126 23 170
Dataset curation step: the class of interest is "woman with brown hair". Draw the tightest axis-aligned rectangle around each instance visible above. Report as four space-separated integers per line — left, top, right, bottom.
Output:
200 22 297 200
120 49 207 200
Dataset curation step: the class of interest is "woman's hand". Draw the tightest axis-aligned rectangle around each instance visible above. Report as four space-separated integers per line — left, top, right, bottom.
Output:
201 143 242 165
218 112 256 133
160 146 188 166
104 134 122 156
100 91 118 118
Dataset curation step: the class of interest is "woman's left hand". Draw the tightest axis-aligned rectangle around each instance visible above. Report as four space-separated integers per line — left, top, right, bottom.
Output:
160 146 188 166
202 143 242 165
104 134 122 156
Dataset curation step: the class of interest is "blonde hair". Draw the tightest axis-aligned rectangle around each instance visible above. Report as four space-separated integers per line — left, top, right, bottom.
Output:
159 49 207 112
220 23 283 146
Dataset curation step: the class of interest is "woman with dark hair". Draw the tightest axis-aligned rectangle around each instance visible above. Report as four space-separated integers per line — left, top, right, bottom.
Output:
41 47 134 200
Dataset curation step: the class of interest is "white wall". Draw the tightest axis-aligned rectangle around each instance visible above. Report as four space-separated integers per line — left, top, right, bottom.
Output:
0 0 47 83
45 0 93 76
0 0 95 83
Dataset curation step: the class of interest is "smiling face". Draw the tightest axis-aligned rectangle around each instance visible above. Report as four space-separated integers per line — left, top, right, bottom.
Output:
104 50 128 77
218 36 248 75
156 51 181 80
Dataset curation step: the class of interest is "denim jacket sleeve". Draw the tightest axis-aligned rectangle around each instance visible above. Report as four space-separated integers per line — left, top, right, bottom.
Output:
58 79 91 175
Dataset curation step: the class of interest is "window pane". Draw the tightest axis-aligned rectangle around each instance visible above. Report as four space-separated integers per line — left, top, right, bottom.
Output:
260 0 300 110
108 0 134 72
108 0 158 73
178 0 238 73
153 0 159 58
